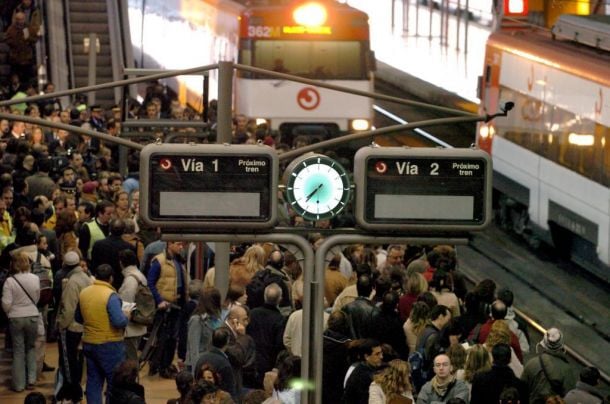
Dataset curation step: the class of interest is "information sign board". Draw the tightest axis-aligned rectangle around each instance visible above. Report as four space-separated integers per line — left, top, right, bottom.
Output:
140 144 278 229
354 147 492 231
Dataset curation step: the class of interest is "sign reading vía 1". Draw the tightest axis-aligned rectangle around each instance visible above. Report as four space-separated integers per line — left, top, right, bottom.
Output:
354 147 492 232
140 144 278 230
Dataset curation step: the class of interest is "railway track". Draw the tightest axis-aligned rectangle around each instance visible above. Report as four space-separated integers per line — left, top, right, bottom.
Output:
372 81 610 385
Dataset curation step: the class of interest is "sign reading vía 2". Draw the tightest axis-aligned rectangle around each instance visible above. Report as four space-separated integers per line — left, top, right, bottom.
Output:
354 147 492 232
140 144 278 230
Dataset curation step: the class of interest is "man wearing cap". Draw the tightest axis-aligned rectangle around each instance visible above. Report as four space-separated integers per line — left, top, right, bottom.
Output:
55 251 92 402
88 105 106 133
564 366 605 404
521 327 577 404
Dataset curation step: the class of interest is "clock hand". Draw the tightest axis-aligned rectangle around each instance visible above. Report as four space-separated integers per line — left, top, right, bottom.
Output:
305 183 324 202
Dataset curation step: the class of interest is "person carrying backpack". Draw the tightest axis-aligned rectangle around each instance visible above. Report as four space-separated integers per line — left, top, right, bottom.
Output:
409 305 452 393
118 249 150 362
246 250 292 314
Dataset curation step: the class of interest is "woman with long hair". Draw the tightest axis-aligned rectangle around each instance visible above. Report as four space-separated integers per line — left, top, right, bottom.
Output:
485 320 523 377
221 283 246 321
185 287 223 372
272 354 302 404
55 209 78 262
1 252 41 392
403 301 430 353
398 272 428 321
463 344 491 388
368 359 414 403
429 270 460 318
229 244 266 289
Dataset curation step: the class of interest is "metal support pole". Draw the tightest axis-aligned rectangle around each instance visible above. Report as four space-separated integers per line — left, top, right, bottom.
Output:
464 0 470 53
213 61 235 302
391 0 396 30
402 0 410 33
161 233 314 403
203 74 210 122
87 33 97 105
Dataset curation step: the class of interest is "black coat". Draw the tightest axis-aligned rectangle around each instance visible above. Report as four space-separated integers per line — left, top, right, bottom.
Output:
342 362 379 404
471 364 529 404
90 235 136 289
322 329 351 404
373 309 409 359
194 347 237 400
342 297 379 339
246 303 285 384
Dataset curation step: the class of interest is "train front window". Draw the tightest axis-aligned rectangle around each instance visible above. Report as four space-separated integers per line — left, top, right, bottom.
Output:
242 40 366 79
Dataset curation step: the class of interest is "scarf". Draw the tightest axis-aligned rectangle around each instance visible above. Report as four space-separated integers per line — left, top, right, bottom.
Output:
431 375 455 397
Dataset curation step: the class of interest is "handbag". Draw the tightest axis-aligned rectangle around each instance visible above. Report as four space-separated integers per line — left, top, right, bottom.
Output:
11 275 45 335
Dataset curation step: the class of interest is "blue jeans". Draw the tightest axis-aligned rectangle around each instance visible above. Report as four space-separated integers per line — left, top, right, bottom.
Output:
9 315 38 391
83 341 125 404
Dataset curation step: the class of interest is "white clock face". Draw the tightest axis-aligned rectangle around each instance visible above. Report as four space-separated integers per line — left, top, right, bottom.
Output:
285 155 351 221
291 163 346 215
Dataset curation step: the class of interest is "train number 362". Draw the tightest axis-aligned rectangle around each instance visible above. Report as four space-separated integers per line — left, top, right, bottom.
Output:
248 25 273 38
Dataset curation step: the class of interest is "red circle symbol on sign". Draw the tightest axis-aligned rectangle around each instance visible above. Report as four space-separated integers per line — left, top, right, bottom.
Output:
160 158 172 170
375 161 387 174
297 87 321 110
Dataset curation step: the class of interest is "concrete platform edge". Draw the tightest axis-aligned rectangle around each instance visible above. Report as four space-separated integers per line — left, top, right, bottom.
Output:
375 60 479 113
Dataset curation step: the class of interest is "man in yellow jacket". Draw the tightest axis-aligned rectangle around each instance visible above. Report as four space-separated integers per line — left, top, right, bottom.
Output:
76 264 129 404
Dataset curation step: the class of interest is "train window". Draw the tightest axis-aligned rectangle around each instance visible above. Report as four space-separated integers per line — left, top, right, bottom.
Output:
497 86 609 186
248 40 366 79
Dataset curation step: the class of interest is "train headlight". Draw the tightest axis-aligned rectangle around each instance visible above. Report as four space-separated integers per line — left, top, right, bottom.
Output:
479 123 495 139
293 2 327 27
350 119 370 131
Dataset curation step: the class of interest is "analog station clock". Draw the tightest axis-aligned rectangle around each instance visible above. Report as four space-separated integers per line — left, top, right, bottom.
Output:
283 153 352 221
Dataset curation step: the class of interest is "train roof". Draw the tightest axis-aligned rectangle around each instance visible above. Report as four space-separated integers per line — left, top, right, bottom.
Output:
488 22 610 87
243 0 368 17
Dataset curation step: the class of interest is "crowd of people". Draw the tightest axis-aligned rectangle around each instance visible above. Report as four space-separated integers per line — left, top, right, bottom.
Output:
0 1 606 402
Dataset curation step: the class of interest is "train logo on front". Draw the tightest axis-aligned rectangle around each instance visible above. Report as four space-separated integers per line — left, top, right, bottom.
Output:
297 87 321 110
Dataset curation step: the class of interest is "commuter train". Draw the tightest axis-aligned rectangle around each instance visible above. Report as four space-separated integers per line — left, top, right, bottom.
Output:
128 0 375 143
476 15 610 283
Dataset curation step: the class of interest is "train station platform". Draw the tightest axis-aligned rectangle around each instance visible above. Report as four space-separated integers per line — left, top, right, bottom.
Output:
348 0 492 111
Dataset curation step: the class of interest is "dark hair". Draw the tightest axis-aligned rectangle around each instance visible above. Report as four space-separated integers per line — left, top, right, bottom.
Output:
417 291 438 309
491 343 512 366
24 392 46 404
359 338 381 357
174 370 194 397
190 380 219 404
327 310 350 335
109 218 126 236
111 360 139 386
429 304 450 321
274 355 301 392
195 287 221 318
95 264 113 281
580 366 600 385
430 270 450 290
95 200 114 217
118 249 138 268
211 327 230 349
496 287 514 307
37 157 51 173
381 290 399 313
78 201 95 216
499 386 521 403
225 284 245 303
356 274 373 298
198 363 221 385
